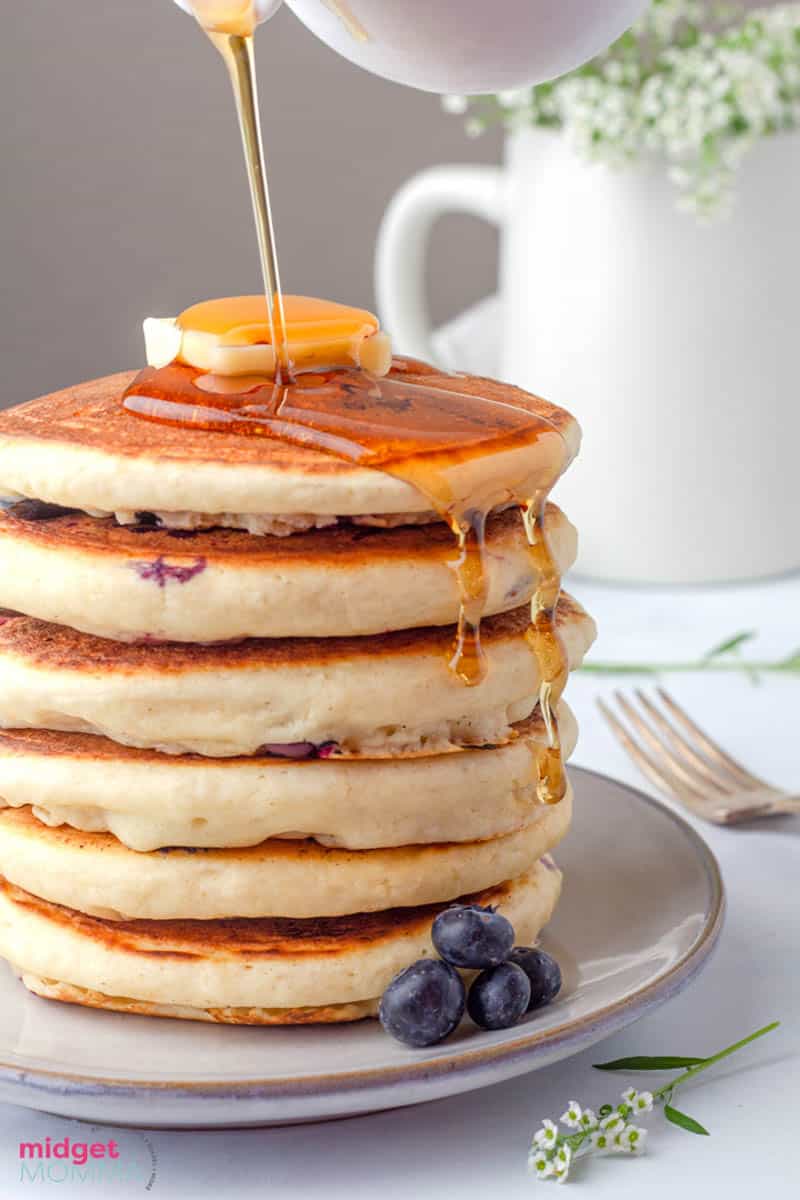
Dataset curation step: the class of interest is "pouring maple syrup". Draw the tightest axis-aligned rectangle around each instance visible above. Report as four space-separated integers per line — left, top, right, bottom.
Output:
189 3 291 376
125 3 572 804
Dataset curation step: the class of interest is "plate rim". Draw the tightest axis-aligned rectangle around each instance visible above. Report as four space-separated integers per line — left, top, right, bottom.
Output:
0 767 725 1101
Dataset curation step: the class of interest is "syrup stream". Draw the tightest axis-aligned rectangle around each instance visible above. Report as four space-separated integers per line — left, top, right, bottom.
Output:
208 30 292 379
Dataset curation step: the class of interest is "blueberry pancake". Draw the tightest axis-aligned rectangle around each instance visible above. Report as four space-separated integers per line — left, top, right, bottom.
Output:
0 363 578 528
0 500 576 642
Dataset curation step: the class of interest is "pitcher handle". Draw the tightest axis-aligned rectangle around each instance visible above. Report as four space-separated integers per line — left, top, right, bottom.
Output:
375 165 506 364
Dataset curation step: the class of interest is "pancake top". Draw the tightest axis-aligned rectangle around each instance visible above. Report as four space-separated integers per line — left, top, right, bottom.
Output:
0 361 579 516
0 874 517 958
0 594 589 674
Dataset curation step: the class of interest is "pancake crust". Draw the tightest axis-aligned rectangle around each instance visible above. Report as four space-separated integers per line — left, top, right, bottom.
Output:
20 978 380 1025
0 593 586 671
4 872 493 955
0 500 554 565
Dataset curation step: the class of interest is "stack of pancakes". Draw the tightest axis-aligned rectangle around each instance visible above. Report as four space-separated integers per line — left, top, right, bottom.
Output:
0 364 595 1024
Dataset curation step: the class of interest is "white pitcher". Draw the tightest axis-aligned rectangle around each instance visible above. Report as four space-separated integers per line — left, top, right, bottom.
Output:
376 127 800 584
175 0 648 93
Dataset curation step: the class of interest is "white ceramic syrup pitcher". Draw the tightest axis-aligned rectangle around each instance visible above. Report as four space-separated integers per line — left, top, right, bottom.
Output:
376 126 800 585
175 1 648 93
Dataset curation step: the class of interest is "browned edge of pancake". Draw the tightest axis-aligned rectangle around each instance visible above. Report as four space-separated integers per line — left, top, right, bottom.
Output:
0 798 565 870
0 874 516 958
0 706 554 765
20 976 376 1025
0 360 577 473
0 502 558 566
0 593 586 672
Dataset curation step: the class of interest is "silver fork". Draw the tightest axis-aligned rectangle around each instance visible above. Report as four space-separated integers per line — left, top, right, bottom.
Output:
597 686 800 825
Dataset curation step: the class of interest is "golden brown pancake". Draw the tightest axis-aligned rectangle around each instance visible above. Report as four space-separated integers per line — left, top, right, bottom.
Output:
0 703 580 851
0 861 563 1021
0 597 597 756
0 786 571 919
0 361 579 519
0 501 577 641
0 498 560 566
0 593 587 671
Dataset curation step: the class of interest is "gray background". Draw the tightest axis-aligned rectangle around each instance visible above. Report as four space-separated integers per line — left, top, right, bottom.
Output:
1 0 502 404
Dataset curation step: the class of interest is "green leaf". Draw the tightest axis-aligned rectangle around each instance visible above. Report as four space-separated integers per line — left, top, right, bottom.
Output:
665 1104 710 1136
703 631 756 659
593 1055 706 1071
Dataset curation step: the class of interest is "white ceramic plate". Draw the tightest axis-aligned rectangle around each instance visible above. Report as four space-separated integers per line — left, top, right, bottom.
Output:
0 768 723 1128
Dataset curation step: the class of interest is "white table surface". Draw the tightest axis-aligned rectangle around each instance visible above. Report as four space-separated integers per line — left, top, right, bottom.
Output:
0 573 797 1196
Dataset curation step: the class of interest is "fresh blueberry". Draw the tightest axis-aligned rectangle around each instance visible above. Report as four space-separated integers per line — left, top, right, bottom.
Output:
467 962 531 1031
10 499 78 522
379 959 465 1048
508 947 562 1010
431 903 515 969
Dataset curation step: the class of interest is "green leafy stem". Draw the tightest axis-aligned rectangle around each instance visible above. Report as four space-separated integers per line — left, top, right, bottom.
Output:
579 631 800 681
593 1020 780 1137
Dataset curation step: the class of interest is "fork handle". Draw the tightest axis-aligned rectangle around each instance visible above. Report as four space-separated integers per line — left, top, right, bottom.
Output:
768 795 800 816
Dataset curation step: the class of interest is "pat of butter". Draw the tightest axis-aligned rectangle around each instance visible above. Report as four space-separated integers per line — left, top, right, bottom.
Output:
143 295 393 379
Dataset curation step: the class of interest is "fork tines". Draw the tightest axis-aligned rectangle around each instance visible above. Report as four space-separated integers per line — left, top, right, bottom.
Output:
597 687 784 824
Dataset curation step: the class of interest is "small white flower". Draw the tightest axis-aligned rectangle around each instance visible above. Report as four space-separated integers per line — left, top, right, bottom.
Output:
589 1128 614 1153
621 1088 654 1114
497 88 530 108
533 1119 559 1150
560 1100 583 1129
528 1147 556 1178
600 1112 625 1133
603 60 625 84
578 1107 598 1131
441 94 468 115
616 1124 648 1155
552 1144 572 1184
